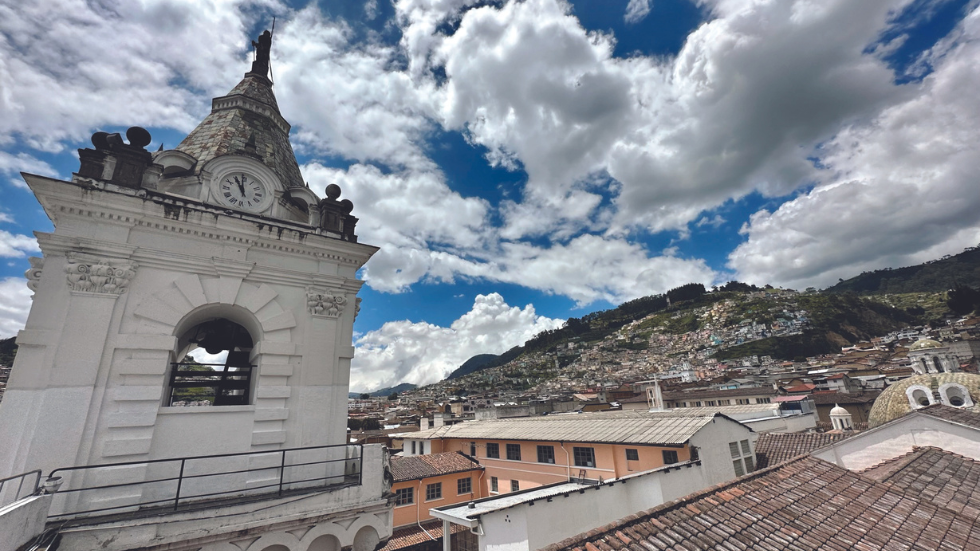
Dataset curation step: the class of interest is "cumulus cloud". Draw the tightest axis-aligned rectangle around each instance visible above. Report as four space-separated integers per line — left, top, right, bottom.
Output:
0 230 39 258
0 277 32 338
0 0 281 151
0 151 59 189
351 292 565 391
624 0 652 24
730 3 980 289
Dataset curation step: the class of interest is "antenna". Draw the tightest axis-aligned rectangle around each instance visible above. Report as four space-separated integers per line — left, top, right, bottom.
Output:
268 17 277 84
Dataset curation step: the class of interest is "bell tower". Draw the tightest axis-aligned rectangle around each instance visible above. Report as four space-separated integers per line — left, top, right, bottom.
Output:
0 31 390 550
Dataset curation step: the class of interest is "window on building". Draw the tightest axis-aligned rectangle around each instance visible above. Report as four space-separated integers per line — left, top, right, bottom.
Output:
573 447 596 468
737 399 749 405
458 477 472 495
740 440 751 455
486 443 499 458
470 442 476 456
720 399 730 405
758 397 771 404
733 459 745 477
490 476 498 492
625 448 639 461
169 319 255 406
729 442 740 459
744 455 755 473
511 480 520 492
706 400 716 406
690 446 700 461
662 450 679 465
695 401 702 407
394 487 413 506
506 443 522 461
537 445 556 464
426 482 442 501
411 441 416 455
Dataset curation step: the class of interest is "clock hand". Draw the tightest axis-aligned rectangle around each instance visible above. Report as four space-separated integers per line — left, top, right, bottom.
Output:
236 177 246 197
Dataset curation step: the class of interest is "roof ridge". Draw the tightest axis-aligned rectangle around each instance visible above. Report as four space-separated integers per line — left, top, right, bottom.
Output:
540 454 817 551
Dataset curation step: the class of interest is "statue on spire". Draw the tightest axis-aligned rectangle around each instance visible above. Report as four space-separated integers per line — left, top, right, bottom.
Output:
250 30 272 77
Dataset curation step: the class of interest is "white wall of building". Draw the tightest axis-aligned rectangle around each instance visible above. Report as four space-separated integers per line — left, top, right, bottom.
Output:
476 462 709 551
812 415 980 471
688 417 755 486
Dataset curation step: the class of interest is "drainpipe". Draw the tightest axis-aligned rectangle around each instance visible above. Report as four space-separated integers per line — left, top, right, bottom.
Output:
417 479 435 540
560 442 571 481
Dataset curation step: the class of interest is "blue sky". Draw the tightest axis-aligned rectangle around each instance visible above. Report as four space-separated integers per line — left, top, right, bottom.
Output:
2 0 979 391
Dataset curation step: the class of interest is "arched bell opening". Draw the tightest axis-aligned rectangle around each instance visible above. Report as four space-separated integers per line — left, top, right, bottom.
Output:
168 306 261 407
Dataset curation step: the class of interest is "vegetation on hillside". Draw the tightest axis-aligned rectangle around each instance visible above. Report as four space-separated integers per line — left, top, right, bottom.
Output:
0 337 16 366
824 246 980 294
716 294 920 361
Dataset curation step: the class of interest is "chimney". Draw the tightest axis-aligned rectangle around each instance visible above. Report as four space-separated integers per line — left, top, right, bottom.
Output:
420 417 429 431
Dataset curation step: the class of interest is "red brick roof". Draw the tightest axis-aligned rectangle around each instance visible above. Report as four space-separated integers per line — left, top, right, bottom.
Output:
754 432 851 468
380 519 467 551
543 455 980 551
916 403 980 429
390 452 482 482
862 447 980 519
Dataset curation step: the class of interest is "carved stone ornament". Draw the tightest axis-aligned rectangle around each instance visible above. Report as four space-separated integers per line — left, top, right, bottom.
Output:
306 288 347 318
25 257 44 294
354 297 362 321
65 256 138 295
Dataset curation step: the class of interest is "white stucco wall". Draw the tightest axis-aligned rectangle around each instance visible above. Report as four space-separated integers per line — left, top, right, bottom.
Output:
812 415 980 471
0 495 53 551
687 416 755 486
475 463 709 551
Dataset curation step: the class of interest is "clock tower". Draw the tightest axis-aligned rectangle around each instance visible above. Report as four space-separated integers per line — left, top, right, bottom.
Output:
0 30 391 551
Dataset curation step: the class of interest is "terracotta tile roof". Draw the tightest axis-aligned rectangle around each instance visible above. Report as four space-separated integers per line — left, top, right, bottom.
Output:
662 386 775 401
782 383 817 393
380 519 466 551
863 447 980 519
917 403 980 429
754 432 851 468
390 452 482 482
543 455 980 551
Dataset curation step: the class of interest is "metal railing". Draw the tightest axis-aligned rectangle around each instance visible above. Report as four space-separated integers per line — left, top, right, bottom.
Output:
47 443 362 519
0 469 42 508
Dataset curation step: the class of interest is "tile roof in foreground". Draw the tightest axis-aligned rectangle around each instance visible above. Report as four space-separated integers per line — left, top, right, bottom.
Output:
862 446 980 520
392 410 742 446
916 403 980 429
380 519 466 551
390 452 482 483
754 432 852 468
543 455 980 551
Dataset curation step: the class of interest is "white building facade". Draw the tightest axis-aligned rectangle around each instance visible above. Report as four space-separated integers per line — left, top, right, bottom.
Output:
0 31 392 551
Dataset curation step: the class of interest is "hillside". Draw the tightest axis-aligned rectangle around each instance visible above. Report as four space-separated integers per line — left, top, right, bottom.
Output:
715 293 919 361
824 246 980 294
348 382 417 398
447 354 500 380
0 337 16 366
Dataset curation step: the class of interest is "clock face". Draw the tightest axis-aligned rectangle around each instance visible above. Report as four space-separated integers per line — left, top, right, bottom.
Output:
217 172 267 211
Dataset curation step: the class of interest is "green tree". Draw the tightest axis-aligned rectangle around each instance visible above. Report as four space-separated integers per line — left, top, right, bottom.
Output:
359 393 371 400
388 392 399 401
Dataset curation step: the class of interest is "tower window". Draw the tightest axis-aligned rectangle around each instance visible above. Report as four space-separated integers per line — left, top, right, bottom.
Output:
169 319 255 406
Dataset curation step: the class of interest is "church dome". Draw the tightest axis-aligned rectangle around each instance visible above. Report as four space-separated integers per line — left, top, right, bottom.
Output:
830 404 849 417
868 373 980 427
908 338 942 352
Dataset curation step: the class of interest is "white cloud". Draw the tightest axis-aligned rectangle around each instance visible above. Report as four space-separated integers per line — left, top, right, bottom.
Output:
0 230 39 258
351 292 565 391
0 151 59 189
0 0 282 151
0 212 12 224
0 277 32 339
624 0 652 24
730 4 980 289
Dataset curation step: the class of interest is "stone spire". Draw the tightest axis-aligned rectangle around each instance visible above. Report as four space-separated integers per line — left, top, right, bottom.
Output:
173 29 305 189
